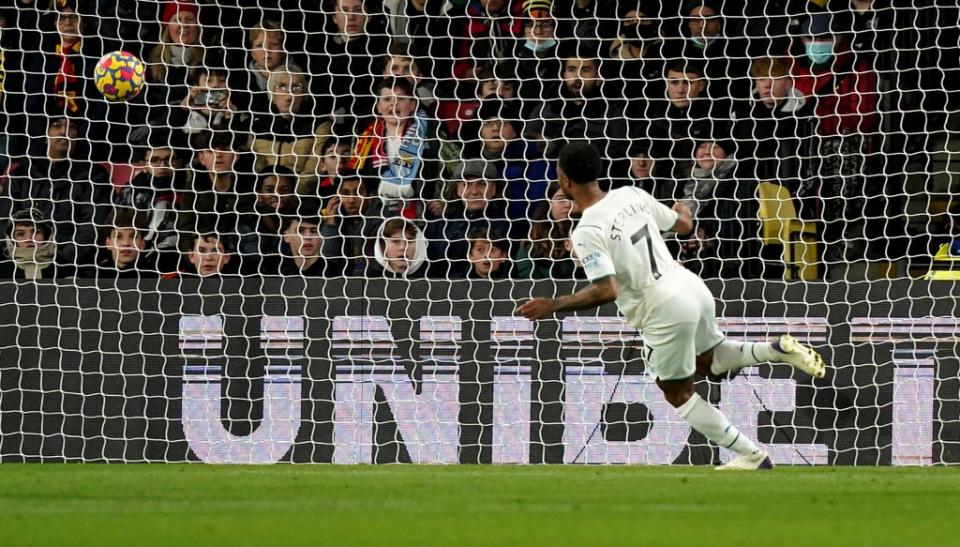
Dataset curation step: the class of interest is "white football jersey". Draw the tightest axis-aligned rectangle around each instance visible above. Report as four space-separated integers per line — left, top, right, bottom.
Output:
571 186 682 325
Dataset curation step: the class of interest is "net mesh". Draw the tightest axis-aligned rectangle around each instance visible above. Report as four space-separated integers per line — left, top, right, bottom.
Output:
0 0 958 464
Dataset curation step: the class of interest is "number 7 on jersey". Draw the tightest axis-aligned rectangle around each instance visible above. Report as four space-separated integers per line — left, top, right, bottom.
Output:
631 224 661 280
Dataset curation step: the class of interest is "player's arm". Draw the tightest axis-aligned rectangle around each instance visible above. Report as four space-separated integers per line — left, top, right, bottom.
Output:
631 186 694 236
516 226 618 320
515 276 618 320
670 201 694 235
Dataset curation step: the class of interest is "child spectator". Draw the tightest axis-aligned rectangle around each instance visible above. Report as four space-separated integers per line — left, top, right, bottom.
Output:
309 135 354 198
321 173 384 276
115 130 184 270
178 131 257 244
733 57 808 184
350 78 437 209
170 66 247 136
383 40 436 111
436 63 517 141
250 63 332 190
514 183 581 279
0 208 64 280
426 160 510 278
237 165 297 270
663 0 751 100
467 227 515 279
233 20 290 115
166 231 235 278
372 216 428 278
275 196 331 276
84 207 158 278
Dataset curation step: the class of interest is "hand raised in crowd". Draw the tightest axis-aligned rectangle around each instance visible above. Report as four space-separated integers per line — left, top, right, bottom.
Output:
324 195 341 226
427 200 445 218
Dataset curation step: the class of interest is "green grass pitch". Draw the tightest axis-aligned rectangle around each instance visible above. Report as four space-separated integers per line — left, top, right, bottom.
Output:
0 465 957 546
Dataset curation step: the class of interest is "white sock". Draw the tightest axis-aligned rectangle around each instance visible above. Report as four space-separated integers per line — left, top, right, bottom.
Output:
709 340 779 376
676 393 760 456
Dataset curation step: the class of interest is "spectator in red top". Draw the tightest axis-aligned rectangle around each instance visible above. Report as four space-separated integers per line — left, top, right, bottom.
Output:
790 11 880 274
452 0 526 80
146 1 205 109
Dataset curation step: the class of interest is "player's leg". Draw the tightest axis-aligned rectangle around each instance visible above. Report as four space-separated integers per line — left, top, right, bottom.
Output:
655 376 772 470
690 283 826 379
645 317 772 470
699 336 826 379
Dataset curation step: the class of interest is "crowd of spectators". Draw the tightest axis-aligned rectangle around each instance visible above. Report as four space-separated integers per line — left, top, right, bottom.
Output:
0 0 954 281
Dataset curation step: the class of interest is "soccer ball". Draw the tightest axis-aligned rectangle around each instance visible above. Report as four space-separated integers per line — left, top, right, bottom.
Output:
94 51 146 102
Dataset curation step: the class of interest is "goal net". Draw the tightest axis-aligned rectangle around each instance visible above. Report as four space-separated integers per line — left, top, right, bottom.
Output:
0 0 958 464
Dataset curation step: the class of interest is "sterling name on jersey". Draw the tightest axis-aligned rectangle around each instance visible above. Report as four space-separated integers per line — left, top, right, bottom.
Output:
572 186 683 326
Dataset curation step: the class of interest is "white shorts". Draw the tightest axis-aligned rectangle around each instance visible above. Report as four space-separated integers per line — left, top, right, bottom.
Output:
637 272 724 381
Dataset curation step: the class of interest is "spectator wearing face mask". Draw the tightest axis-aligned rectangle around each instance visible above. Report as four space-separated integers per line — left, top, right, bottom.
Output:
609 6 668 103
513 0 561 106
790 11 880 274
